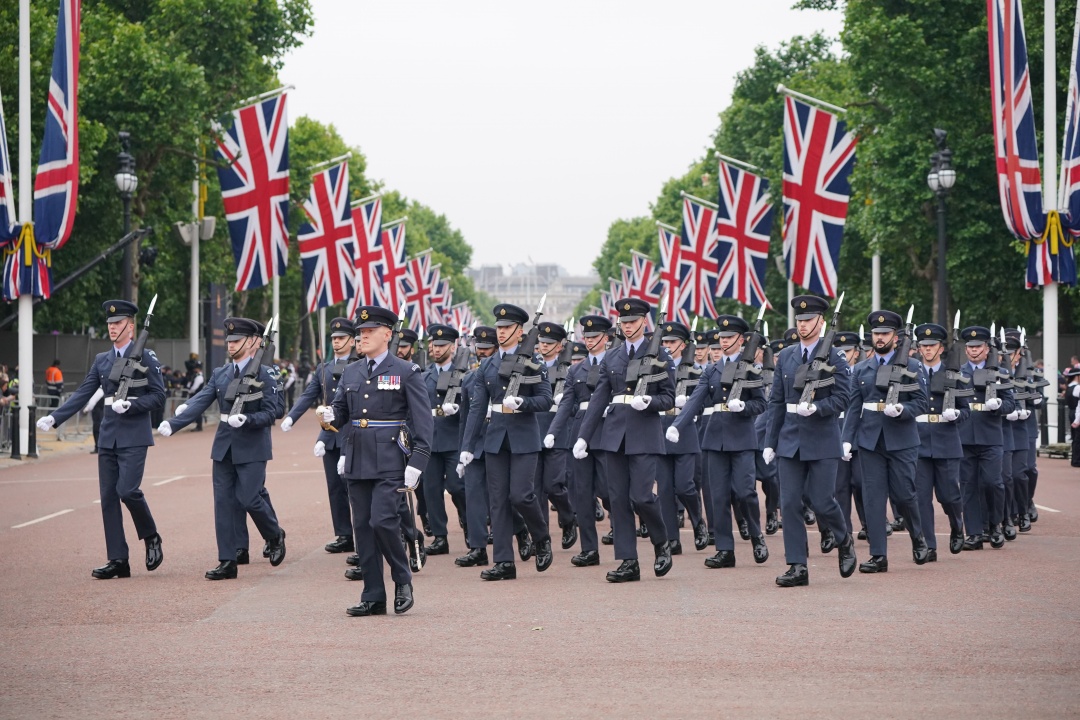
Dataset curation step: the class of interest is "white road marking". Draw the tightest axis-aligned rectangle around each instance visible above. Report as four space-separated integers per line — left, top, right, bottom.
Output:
1034 504 1062 513
153 475 185 486
12 509 75 529
92 499 100 504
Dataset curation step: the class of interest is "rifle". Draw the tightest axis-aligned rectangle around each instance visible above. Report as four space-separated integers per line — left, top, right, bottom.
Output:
794 291 845 405
626 296 670 398
722 306 767 404
675 317 701 398
1009 327 1042 411
855 323 868 364
973 323 1013 402
225 316 277 417
415 327 429 370
874 305 920 406
109 293 159 402
437 344 472 407
500 294 547 398
550 319 575 401
387 305 409 357
760 321 776 390
934 310 975 413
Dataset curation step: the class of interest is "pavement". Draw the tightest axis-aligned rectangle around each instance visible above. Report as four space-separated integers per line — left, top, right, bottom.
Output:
1 424 1078 718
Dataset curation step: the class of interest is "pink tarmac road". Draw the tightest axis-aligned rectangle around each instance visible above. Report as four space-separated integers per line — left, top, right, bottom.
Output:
1 426 1078 718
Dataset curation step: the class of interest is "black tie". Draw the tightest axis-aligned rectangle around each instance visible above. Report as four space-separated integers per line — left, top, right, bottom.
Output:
117 350 122 359
592 357 598 366
368 359 376 376
628 345 636 361
879 358 886 367
802 349 809 364
928 368 935 380
233 364 240 378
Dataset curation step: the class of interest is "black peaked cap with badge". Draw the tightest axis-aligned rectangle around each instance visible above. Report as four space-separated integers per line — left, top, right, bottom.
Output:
913 323 947 345
661 322 691 343
329 316 353 337
705 328 721 347
579 315 612 337
102 299 138 322
867 310 903 332
694 330 709 347
961 326 991 346
493 303 529 327
833 331 860 349
397 327 419 346
791 294 830 320
472 325 496 348
538 322 568 343
570 342 587 359
715 315 749 337
354 305 398 331
427 323 459 345
224 317 265 341
615 297 650 319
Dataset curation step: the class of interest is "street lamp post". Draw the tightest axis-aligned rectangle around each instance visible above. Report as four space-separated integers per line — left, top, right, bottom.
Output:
115 131 138 301
926 128 956 327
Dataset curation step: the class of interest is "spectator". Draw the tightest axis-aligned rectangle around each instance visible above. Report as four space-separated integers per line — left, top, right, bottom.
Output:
44 359 63 408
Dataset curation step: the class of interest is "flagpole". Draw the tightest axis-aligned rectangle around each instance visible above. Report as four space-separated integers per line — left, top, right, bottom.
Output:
717 153 763 173
679 190 720 210
272 275 280 344
232 85 294 112
17 0 32 456
775 84 848 114
350 193 382 209
318 307 326 361
1043 0 1060 444
306 152 352 173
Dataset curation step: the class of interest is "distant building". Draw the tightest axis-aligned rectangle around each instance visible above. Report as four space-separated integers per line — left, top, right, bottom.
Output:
467 263 598 319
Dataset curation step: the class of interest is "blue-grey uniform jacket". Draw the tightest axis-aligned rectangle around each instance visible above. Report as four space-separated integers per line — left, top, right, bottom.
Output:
462 349 552 455
457 369 486 459
287 357 354 450
424 362 463 454
548 355 604 446
915 362 970 459
957 362 1015 447
675 358 766 452
764 342 850 460
843 354 928 452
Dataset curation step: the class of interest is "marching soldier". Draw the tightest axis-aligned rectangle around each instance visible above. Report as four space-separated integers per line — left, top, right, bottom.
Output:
574 298 674 583
538 322 579 550
832 331 867 538
1003 330 1035 535
161 317 286 580
455 325 498 568
764 295 857 587
279 316 356 555
757 332 795 535
697 327 721 545
37 299 165 579
395 327 419 362
843 310 930 573
323 307 433 616
670 315 768 569
459 303 554 581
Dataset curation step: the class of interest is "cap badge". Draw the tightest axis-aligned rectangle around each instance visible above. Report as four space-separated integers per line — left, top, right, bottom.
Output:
480 331 488 338
333 322 340 329
970 330 977 337
925 328 932 336
722 319 729 327
666 325 672 331
499 308 506 316
360 309 369 321
623 303 631 311
878 315 885 323
437 329 443 336
398 331 403 338
543 326 550 333
586 320 593 327
228 322 235 331
109 305 116 313
799 301 807 309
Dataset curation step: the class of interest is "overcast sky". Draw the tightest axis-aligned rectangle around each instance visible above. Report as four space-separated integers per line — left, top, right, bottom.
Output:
281 1 844 276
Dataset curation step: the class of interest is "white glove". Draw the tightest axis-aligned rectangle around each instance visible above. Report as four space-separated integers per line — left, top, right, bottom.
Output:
320 406 335 424
1018 408 1031 420
157 421 173 437
674 394 687 409
762 447 776 465
727 398 745 413
313 440 326 457
227 414 247 428
456 462 466 478
174 403 189 417
111 399 132 414
573 438 589 460
985 397 1003 411
459 451 474 467
405 466 422 490
552 393 563 408
630 395 651 411
337 456 346 475
502 396 523 411
441 402 459 416
883 403 902 418
1005 410 1020 422
665 426 680 443
84 388 105 413
942 408 961 422
1033 396 1043 405
796 402 817 417
36 415 56 432
842 442 852 462
280 416 293 432
543 434 555 449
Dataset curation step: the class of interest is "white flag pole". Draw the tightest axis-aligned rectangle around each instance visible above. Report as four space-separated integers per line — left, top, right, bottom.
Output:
17 0 32 456
1043 0 1060 444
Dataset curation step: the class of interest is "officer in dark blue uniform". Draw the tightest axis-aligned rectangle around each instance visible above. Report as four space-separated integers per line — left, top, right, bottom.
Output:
764 295 857 587
549 315 611 567
280 316 356 554
537 321 578 549
460 303 554 580
832 331 867 538
40 299 165 579
326 306 433 616
454 326 498 567
161 317 286 580
575 298 674 583
420 323 468 556
671 315 768 569
757 333 794 535
843 311 930 573
913 323 968 559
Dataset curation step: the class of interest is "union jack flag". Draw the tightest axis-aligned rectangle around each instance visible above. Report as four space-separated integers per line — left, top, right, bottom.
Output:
606 278 625 320
401 250 438 329
656 222 691 325
298 161 357 313
449 302 474 334
781 95 856 298
371 219 407 312
346 194 382 318
627 250 663 306
214 92 290 292
1048 0 1080 286
678 193 722 318
715 160 774 308
0 88 19 246
430 276 452 323
599 289 615 319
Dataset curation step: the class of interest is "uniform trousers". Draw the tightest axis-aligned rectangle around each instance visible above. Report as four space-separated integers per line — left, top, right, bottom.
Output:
463 457 490 549
656 453 702 543
97 446 157 561
605 450 666 560
915 457 963 550
999 449 1015 521
835 452 866 534
236 486 280 551
777 455 848 565
422 449 467 538
486 446 549 564
212 453 281 561
536 448 575 528
1011 444 1031 519
697 450 715 534
754 450 780 516
571 450 607 553
961 444 1004 534
708 450 760 550
321 446 353 537
859 441 923 557
348 476 411 602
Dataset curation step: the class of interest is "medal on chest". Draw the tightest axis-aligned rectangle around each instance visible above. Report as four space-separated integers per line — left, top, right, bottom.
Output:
377 375 401 390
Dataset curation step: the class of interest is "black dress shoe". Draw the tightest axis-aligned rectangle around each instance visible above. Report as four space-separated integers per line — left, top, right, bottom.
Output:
707 532 715 546
345 567 364 581
236 548 250 565
571 550 600 567
394 582 414 614
425 536 449 555
421 517 433 537
90 447 98 454
926 548 938 563
1028 503 1039 523
751 535 769 564
962 535 984 551
481 561 517 581
346 553 361 566
859 555 888 573
601 530 614 546
704 550 735 569
838 534 856 578
890 516 906 532
765 512 779 536
262 541 271 559
516 529 535 560
561 521 578 550
776 563 808 587
1003 522 1017 541
653 541 672 577
857 527 868 541
669 539 683 555
637 522 650 539
677 508 685 528
885 523 894 537
606 559 640 583
145 534 163 572
535 539 553 572
325 535 354 554
949 531 964 554
738 519 751 541
455 547 488 567
1018 515 1032 533
803 508 816 526
912 536 930 565
91 559 131 579
487 533 494 545
205 560 238 580
990 525 1006 549
693 521 709 551
594 499 605 521
980 530 990 542
346 600 386 617
267 530 286 567
820 527 837 554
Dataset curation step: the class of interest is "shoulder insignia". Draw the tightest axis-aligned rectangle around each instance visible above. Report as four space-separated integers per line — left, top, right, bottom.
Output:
146 349 158 360
412 363 421 372
267 366 280 379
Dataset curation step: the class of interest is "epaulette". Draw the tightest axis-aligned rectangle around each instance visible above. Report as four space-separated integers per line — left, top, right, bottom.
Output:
411 363 421 372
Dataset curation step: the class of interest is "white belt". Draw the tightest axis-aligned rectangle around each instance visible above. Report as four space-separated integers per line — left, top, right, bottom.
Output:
609 395 635 405
915 414 942 423
862 402 886 412
431 408 442 417
578 402 590 411
786 403 798 413
711 402 730 413
104 396 114 405
661 408 681 416
219 414 230 421
702 407 715 416
839 411 845 419
489 403 519 414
